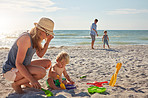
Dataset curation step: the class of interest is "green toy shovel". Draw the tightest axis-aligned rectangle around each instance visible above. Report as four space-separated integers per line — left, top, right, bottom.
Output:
41 88 53 97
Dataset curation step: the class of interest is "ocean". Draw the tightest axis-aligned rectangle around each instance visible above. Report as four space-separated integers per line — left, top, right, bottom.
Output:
0 30 148 48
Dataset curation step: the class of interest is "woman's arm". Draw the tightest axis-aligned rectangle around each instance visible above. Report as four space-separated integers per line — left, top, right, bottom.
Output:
36 35 54 58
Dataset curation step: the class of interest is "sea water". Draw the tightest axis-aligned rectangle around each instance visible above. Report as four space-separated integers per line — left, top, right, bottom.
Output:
0 30 148 48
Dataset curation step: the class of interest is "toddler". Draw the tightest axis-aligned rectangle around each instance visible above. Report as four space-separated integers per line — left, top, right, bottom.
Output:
102 30 110 49
47 51 74 89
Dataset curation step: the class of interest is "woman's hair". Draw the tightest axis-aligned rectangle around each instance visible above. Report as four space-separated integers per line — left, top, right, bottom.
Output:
30 27 42 51
56 51 70 64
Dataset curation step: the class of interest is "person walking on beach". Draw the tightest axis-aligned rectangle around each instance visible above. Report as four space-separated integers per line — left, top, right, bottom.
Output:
2 17 54 94
90 19 98 49
102 30 110 49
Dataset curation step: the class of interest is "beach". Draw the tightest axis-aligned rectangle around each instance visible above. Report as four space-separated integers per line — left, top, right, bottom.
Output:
0 45 148 98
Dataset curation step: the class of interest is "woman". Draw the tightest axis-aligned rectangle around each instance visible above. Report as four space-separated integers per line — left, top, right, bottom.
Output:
2 17 54 93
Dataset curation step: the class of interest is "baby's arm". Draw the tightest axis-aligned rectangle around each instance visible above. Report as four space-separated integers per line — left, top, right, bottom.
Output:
63 68 74 84
102 35 104 41
48 66 57 78
107 35 109 41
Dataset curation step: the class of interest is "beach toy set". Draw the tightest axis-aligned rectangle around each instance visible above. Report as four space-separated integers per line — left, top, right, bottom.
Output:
87 63 122 94
46 75 76 90
56 75 77 90
57 75 66 89
44 63 122 96
87 81 108 94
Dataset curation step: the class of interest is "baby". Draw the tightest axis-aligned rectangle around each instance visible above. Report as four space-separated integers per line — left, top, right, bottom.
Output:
47 51 74 89
102 30 110 49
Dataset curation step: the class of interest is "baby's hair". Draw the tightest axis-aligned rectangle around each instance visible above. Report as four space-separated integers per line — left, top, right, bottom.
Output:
56 51 70 64
104 30 107 33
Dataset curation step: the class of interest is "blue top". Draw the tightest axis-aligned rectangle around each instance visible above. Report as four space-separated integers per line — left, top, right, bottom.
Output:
90 23 97 35
103 35 108 41
2 32 36 73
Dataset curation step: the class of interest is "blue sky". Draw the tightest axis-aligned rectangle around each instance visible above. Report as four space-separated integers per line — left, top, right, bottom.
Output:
0 0 148 33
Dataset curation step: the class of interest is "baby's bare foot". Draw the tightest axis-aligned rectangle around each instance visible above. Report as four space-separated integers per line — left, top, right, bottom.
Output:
23 83 32 88
12 83 24 94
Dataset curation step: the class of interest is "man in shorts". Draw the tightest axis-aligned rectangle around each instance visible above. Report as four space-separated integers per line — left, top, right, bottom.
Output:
90 19 98 49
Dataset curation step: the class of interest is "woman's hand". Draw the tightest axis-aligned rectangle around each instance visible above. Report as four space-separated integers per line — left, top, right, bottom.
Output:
30 79 41 89
46 35 54 43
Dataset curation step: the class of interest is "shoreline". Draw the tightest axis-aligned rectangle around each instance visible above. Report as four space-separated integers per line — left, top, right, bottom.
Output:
1 44 148 50
0 45 148 98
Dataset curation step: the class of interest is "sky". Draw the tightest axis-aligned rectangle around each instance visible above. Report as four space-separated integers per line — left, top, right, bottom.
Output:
0 0 148 33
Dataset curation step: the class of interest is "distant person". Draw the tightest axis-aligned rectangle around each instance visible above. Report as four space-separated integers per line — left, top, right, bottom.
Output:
47 51 75 90
2 17 55 93
90 19 98 49
102 30 110 49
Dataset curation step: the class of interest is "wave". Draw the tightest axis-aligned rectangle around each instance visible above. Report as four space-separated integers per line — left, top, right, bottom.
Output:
55 36 103 39
140 37 148 40
75 42 90 45
56 34 78 36
111 41 138 45
110 36 121 38
75 41 138 45
6 36 18 39
55 36 91 39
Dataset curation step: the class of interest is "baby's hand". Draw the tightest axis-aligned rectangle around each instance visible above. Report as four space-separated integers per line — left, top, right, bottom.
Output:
70 80 75 85
56 88 62 90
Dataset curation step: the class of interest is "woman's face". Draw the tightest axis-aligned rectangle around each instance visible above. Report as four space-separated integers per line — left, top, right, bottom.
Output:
39 29 48 39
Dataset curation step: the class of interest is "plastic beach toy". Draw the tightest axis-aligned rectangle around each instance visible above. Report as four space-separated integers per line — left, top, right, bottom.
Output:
87 81 108 87
57 75 66 89
46 80 50 88
88 86 106 94
41 88 53 97
65 84 76 90
109 63 122 87
46 77 75 90
80 75 87 79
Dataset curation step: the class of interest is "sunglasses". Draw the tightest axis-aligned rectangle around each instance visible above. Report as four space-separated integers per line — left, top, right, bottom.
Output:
45 32 50 36
38 25 50 36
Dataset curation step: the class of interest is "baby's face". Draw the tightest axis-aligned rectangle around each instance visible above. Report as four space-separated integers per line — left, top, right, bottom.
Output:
58 60 67 68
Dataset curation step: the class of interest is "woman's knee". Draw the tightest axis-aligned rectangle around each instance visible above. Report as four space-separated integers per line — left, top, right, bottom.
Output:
38 67 46 78
27 66 46 79
45 59 51 69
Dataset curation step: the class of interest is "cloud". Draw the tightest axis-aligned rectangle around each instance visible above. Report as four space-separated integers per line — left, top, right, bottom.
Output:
106 9 148 15
0 0 64 12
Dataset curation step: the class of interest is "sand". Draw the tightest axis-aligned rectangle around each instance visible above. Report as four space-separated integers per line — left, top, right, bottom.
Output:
0 45 148 98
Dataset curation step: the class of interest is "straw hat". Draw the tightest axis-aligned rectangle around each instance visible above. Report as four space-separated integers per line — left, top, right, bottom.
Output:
34 17 55 35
